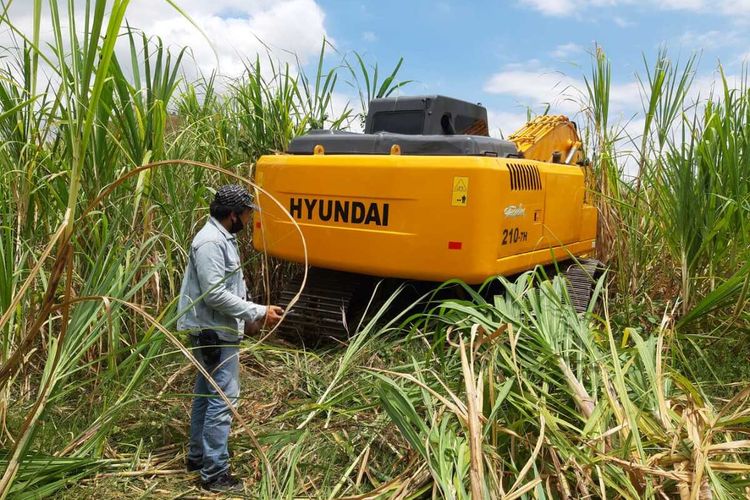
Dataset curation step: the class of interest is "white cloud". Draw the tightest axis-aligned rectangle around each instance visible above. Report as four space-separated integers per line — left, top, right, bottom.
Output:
551 42 583 59
679 30 741 51
519 0 577 16
611 81 642 108
0 0 330 80
722 0 750 14
134 0 329 78
519 0 750 16
519 0 624 16
660 0 704 9
483 64 643 121
487 110 529 138
687 73 723 103
483 67 585 114
362 31 377 42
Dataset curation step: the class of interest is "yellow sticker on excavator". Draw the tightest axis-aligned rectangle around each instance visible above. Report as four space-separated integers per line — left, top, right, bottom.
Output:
451 176 469 206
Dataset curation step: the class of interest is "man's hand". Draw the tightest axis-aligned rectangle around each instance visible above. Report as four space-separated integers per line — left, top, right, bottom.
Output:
244 305 284 336
264 305 284 327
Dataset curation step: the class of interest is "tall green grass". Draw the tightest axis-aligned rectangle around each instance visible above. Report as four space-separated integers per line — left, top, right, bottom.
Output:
0 1 748 498
587 50 750 326
0 1 410 496
371 273 750 498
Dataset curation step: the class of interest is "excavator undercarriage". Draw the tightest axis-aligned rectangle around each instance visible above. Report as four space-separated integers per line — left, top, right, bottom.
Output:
275 261 604 342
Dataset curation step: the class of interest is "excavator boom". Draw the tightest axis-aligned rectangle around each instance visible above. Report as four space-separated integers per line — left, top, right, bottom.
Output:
508 115 584 165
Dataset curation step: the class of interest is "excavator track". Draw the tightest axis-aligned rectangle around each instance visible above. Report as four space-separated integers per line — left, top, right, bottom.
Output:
563 259 604 313
276 260 603 343
277 268 375 341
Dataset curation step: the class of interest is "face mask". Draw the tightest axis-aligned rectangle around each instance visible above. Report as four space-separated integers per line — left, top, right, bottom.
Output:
229 215 244 233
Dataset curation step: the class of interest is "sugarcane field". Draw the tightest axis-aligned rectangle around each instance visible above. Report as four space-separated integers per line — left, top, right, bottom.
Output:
2 1 750 498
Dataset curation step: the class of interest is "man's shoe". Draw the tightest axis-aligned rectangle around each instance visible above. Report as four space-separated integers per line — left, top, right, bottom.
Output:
186 459 202 472
201 472 243 493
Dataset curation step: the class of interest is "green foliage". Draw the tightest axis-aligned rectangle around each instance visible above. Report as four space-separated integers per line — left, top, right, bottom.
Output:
370 272 750 498
0 2 748 498
347 51 412 129
583 48 749 363
0 1 395 496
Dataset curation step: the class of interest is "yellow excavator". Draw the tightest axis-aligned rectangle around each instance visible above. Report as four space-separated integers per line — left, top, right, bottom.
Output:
253 96 599 338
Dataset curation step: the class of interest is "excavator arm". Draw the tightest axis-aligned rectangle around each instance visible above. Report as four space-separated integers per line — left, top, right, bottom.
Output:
508 115 584 165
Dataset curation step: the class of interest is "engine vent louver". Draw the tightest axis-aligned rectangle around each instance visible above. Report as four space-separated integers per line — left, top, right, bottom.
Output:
508 163 542 191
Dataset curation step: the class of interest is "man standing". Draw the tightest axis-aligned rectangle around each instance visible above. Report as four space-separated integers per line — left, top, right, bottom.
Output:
177 184 283 492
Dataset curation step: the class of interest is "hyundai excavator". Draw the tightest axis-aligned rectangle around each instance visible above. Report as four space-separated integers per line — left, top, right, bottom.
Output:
252 95 600 339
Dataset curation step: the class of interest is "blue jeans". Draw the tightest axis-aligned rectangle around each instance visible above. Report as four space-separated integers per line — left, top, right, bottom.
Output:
187 336 240 482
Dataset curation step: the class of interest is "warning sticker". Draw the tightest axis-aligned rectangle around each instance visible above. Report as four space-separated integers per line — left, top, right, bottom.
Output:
451 176 469 207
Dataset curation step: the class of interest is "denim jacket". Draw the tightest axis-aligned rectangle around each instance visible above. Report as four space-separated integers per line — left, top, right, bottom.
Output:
177 217 267 341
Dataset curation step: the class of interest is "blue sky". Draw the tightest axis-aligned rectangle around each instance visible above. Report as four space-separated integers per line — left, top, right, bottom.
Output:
3 0 747 136
316 0 749 133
